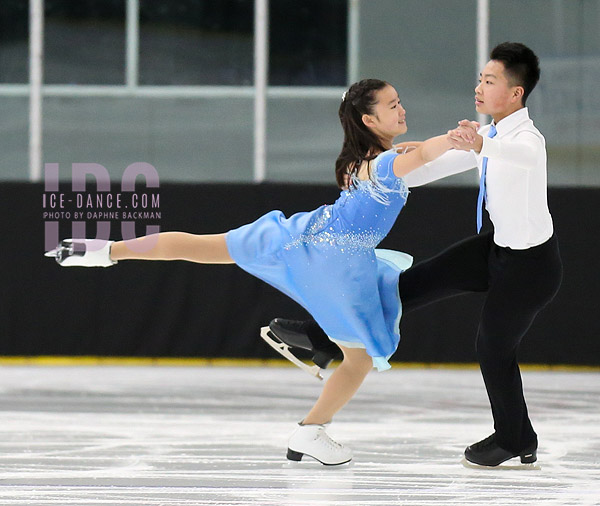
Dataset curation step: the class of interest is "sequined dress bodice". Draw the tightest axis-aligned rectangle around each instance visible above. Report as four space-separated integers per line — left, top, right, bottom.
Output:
288 153 409 252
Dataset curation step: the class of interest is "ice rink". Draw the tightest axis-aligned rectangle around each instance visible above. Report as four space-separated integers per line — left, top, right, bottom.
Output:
0 363 598 505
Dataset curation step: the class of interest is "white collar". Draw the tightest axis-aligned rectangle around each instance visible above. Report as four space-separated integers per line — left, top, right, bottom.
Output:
491 107 530 136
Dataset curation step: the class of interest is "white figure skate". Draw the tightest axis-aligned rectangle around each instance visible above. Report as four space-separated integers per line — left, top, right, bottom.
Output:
287 423 353 465
45 239 116 267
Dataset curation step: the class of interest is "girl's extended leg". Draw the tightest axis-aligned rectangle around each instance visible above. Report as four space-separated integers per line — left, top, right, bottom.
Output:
111 232 234 264
303 345 373 424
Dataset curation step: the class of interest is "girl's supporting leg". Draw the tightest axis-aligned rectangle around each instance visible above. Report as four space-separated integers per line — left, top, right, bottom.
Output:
110 232 234 264
302 345 373 425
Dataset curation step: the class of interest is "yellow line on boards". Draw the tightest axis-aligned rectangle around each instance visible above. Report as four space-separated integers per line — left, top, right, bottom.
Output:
0 356 598 372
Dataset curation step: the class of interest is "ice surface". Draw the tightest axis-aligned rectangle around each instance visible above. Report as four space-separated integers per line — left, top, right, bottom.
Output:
0 365 598 505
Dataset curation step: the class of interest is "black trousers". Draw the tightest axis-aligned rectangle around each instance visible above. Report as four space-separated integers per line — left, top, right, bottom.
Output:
399 232 563 452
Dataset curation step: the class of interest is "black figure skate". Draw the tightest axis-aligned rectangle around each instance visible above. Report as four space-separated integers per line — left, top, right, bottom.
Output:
260 318 342 380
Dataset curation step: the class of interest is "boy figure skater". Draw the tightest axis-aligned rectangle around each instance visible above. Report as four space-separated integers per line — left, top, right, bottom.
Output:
268 42 563 467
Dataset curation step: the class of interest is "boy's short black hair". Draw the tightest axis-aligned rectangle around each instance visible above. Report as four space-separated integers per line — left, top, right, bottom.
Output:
490 42 540 105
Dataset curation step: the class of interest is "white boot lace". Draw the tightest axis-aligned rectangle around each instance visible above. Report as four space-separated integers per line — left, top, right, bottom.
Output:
314 426 344 451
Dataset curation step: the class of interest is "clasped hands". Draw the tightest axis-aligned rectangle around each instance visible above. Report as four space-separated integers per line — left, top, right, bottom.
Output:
448 120 482 152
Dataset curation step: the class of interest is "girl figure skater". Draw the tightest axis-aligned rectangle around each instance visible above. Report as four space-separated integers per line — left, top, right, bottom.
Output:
46 79 462 465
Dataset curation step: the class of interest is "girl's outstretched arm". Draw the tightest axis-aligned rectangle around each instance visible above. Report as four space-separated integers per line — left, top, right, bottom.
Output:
391 134 453 178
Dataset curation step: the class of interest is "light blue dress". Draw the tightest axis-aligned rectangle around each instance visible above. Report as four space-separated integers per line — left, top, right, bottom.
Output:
226 150 412 371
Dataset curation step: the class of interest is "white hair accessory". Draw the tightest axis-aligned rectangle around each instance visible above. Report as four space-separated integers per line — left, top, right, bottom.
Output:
341 91 347 101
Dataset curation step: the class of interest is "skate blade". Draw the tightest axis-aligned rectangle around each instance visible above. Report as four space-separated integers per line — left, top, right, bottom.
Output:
461 456 541 471
45 239 73 258
260 327 323 380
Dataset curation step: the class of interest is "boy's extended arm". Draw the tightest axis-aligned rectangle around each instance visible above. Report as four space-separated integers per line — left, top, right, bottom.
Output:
477 132 544 170
449 122 545 171
402 149 478 188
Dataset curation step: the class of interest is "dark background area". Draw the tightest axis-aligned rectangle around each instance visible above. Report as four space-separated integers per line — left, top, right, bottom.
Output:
1 181 597 365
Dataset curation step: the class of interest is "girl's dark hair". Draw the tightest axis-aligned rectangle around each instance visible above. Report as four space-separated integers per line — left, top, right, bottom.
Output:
335 79 389 188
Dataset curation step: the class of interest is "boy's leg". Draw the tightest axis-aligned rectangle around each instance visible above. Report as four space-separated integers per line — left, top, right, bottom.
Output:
398 232 492 312
467 237 562 463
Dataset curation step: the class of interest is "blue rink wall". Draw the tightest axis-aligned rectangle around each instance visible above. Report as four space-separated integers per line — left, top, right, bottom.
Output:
2 181 598 365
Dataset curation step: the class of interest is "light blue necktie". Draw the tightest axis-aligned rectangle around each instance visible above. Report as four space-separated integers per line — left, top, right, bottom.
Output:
476 124 497 233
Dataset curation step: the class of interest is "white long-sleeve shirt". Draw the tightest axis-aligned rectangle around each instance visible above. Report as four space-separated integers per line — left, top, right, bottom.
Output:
403 107 554 250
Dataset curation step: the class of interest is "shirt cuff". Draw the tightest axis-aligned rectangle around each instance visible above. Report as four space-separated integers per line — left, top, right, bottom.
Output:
479 135 501 159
